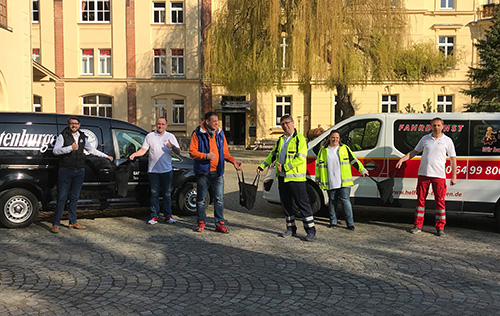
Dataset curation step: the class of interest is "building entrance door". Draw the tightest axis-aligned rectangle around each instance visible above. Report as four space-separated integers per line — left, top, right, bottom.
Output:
222 113 246 146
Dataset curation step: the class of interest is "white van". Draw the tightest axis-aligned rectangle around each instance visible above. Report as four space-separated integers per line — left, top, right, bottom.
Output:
262 113 500 229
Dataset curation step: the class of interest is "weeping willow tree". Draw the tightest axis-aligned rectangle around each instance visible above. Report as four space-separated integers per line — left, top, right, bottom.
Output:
205 0 456 125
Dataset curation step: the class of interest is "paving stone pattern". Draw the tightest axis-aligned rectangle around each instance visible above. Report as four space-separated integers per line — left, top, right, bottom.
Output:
0 166 499 315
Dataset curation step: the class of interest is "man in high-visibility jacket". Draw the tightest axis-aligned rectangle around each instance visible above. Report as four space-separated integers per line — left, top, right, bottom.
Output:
257 115 316 241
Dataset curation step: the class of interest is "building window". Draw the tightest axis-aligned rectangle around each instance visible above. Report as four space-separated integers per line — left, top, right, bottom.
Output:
275 96 291 126
154 100 168 122
33 95 42 112
171 49 184 75
440 0 454 10
153 49 167 75
171 2 184 24
81 0 110 23
172 99 185 125
83 95 112 117
437 95 453 112
0 0 7 28
153 2 166 24
81 49 94 75
32 0 39 23
439 36 455 57
381 95 398 113
98 49 111 75
33 49 40 63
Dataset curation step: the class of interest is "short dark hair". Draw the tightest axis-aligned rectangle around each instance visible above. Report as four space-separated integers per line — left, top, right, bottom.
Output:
324 129 341 147
431 117 444 125
67 116 80 125
204 111 218 121
280 115 293 123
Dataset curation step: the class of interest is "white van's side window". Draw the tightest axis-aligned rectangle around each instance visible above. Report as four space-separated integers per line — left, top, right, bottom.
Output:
471 121 500 156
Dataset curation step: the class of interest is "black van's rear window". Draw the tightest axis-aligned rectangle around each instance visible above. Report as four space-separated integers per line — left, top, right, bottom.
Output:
394 120 468 156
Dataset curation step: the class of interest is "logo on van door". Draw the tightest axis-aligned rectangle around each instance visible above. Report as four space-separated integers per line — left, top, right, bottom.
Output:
80 129 98 155
0 129 55 153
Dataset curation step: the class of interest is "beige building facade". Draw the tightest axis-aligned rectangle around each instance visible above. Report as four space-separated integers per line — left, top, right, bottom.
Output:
0 0 498 148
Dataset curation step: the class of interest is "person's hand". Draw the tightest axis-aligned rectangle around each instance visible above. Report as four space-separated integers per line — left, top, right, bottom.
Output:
72 141 78 151
363 172 369 177
107 156 114 162
166 140 173 149
257 167 263 174
450 177 457 186
129 153 136 160
277 163 283 173
395 159 403 169
207 150 216 160
233 160 242 170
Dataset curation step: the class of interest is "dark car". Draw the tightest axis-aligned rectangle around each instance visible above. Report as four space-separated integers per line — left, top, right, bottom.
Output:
0 112 197 228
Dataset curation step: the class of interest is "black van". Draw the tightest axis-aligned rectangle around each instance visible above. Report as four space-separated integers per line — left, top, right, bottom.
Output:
0 112 198 228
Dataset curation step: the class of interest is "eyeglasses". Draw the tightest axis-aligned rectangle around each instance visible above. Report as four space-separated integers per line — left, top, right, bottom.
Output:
69 122 80 125
280 121 293 126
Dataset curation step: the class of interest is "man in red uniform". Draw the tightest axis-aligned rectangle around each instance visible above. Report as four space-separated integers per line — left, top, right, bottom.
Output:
396 117 457 236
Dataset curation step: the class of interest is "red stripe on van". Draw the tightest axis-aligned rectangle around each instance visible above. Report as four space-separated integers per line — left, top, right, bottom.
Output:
307 156 500 180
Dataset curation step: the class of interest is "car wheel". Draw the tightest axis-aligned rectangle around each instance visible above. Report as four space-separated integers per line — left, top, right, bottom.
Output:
178 182 198 216
0 188 39 228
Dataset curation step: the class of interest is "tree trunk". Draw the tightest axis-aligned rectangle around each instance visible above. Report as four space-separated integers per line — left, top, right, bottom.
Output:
335 84 355 123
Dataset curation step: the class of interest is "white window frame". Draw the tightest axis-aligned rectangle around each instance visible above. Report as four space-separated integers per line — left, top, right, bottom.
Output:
171 49 184 75
153 2 166 24
381 95 398 113
154 100 168 123
171 2 184 24
440 0 454 10
98 49 112 75
33 95 42 112
437 95 453 113
83 95 113 118
171 99 185 125
32 0 39 23
153 49 167 75
439 36 455 57
275 96 291 126
33 49 40 63
81 49 94 75
81 0 111 23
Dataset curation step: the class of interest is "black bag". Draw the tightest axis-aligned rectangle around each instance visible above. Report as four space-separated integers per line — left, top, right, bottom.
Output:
237 170 260 210
369 169 397 204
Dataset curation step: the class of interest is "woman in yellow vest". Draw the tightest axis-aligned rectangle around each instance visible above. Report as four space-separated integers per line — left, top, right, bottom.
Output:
315 130 368 230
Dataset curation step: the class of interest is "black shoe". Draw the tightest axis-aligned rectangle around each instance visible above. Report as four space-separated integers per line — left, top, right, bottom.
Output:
280 228 297 238
347 226 355 231
436 229 445 237
327 224 337 228
304 232 316 242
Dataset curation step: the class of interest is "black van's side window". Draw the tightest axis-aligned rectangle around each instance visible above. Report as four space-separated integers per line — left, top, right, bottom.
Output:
113 130 146 160
470 121 500 156
394 120 468 156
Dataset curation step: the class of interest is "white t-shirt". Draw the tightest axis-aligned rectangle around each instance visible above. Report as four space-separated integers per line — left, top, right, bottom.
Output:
326 146 342 189
278 134 292 177
414 133 456 178
142 130 180 173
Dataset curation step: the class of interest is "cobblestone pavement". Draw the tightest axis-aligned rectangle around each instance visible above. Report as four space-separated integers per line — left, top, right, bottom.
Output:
1 165 499 316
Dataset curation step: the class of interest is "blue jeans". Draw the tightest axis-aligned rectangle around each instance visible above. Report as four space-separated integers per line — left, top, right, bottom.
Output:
327 186 354 227
196 172 224 224
148 171 173 219
53 168 85 226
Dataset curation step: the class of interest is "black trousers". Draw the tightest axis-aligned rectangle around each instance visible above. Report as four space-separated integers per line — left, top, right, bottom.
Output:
278 176 315 232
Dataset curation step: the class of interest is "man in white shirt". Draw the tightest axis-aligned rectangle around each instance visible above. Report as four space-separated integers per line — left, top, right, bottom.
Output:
130 118 181 225
52 116 113 233
396 117 457 236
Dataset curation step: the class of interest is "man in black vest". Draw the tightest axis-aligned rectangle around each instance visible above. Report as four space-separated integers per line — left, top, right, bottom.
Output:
51 117 113 233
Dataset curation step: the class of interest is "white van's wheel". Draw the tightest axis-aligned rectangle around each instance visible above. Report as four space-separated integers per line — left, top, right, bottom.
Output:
292 182 323 216
0 189 39 228
495 204 500 232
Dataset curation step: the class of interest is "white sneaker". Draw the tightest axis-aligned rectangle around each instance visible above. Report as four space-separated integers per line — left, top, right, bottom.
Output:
166 216 176 224
148 218 158 225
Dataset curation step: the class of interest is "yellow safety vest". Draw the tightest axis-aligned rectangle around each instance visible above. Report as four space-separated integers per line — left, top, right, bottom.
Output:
315 144 367 189
259 130 307 182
